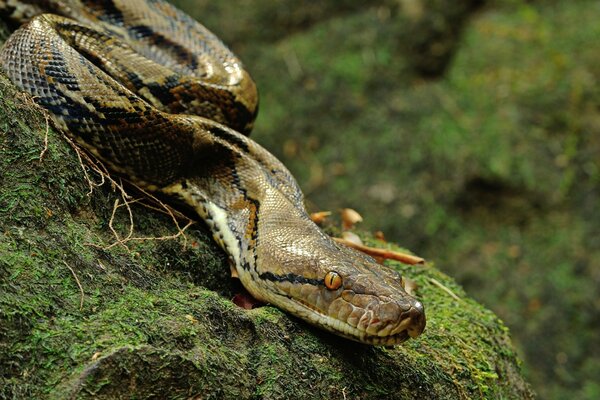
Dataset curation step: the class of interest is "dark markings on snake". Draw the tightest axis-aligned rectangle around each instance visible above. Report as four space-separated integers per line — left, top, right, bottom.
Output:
231 99 257 134
85 0 125 25
127 24 198 71
144 75 181 106
209 125 250 153
82 97 146 122
42 102 89 122
259 272 324 287
123 69 146 90
189 139 239 183
246 196 261 270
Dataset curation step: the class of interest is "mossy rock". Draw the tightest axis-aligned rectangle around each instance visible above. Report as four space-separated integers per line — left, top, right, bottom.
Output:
0 19 532 400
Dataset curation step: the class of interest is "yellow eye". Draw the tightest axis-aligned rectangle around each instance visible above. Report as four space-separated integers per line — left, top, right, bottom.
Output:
324 271 342 290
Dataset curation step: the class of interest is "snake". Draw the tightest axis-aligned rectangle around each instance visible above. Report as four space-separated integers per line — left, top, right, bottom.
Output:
0 0 425 345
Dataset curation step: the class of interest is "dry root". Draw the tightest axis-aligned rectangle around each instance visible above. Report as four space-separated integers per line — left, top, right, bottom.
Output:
63 260 84 310
64 136 195 251
333 237 425 265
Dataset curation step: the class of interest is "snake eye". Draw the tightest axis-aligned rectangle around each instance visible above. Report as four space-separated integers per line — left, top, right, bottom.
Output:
324 271 342 290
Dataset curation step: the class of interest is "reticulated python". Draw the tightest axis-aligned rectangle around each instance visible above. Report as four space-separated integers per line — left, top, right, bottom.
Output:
0 0 425 345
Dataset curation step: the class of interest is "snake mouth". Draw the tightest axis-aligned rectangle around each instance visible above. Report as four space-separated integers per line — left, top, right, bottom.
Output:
280 295 425 346
326 316 412 346
323 306 424 346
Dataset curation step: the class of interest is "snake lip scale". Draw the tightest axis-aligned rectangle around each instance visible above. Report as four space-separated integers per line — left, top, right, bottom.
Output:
0 0 426 345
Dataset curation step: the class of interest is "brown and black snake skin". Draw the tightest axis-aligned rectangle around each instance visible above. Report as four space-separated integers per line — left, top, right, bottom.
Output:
0 0 425 345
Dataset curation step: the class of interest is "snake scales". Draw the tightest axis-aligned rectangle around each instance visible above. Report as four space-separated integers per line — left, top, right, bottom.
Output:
0 0 425 345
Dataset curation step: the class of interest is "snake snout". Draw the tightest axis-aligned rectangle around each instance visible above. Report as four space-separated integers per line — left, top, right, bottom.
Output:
406 301 426 338
376 297 426 339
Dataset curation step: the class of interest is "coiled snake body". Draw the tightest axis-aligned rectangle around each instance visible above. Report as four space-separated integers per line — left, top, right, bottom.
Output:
0 0 425 345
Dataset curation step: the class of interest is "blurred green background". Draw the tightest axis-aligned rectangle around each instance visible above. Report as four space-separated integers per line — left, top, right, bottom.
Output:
170 1 599 398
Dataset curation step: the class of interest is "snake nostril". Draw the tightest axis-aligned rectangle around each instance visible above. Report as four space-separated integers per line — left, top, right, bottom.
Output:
413 301 424 315
408 301 426 337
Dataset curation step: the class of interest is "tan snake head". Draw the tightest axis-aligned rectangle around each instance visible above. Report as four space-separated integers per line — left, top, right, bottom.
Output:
259 251 425 345
240 205 427 346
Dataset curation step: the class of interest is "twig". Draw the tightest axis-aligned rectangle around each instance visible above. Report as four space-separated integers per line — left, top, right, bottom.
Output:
128 182 194 248
39 113 50 161
63 260 84 310
116 220 195 245
63 132 196 252
102 187 194 250
65 136 106 195
333 237 425 265
429 278 461 301
117 188 136 242
107 198 130 250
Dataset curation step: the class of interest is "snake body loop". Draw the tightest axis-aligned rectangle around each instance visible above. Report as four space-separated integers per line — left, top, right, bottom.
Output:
0 0 425 345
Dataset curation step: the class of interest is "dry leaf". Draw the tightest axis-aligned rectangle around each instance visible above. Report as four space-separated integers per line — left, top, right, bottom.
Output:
185 314 198 324
341 231 363 246
341 208 363 230
403 277 418 296
310 210 332 224
374 231 386 242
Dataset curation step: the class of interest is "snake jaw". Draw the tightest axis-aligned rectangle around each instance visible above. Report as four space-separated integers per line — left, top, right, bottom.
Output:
253 272 426 346
329 269 426 343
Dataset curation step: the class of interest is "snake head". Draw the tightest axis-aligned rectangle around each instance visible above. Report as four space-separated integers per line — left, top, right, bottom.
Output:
322 261 427 345
251 233 426 346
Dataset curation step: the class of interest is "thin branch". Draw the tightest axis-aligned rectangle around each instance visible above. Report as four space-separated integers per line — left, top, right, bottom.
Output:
65 136 106 195
117 187 136 242
39 113 50 161
333 237 425 265
107 198 129 250
63 260 84 310
128 182 195 248
118 220 195 245
429 278 461 301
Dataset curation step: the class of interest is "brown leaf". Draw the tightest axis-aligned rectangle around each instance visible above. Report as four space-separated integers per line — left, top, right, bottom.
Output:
341 208 363 230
